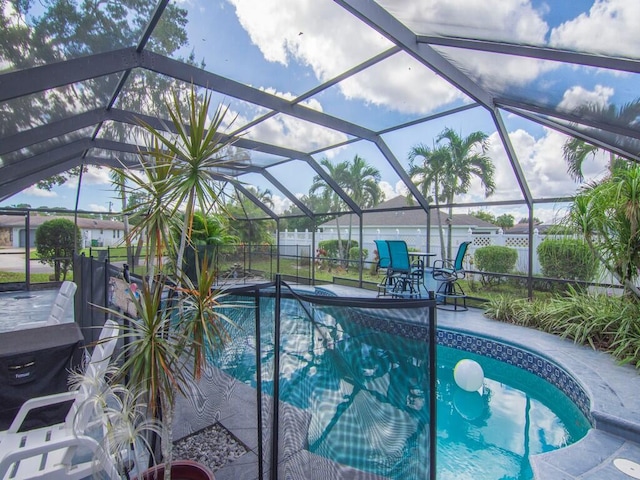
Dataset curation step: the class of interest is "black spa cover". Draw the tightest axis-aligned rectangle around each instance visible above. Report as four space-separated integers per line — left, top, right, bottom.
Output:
0 322 84 430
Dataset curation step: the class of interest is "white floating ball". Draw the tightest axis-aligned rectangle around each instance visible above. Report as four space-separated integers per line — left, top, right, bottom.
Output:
454 359 484 392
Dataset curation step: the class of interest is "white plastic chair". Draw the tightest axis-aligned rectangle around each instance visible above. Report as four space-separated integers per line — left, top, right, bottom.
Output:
46 281 78 325
0 320 121 480
15 281 78 331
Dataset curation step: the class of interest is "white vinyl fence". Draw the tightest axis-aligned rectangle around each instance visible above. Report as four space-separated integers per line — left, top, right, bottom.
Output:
278 228 553 275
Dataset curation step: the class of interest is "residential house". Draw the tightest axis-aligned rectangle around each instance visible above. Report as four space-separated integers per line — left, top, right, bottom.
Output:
0 214 126 248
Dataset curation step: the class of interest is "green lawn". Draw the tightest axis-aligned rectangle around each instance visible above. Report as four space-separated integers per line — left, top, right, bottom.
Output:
0 271 68 283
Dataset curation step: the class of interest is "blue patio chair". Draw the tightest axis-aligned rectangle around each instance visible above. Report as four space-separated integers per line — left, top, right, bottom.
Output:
432 241 471 310
374 240 393 296
386 240 424 297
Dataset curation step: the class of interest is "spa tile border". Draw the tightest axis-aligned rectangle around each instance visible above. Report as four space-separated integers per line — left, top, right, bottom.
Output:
314 286 591 422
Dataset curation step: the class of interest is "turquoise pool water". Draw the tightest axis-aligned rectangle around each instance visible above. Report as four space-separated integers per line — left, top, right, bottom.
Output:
213 298 590 479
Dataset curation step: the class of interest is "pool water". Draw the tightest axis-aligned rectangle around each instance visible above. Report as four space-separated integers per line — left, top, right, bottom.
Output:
213 298 590 479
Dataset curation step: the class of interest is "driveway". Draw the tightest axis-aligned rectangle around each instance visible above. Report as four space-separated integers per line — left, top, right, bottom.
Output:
0 249 55 274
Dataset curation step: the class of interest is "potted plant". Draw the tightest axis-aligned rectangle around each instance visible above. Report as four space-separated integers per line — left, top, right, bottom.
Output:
104 84 241 479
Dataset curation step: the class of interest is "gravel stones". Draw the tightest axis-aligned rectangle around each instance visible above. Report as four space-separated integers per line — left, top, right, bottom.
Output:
172 423 248 472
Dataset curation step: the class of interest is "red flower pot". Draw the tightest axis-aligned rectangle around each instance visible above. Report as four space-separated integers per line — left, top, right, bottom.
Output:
136 460 215 480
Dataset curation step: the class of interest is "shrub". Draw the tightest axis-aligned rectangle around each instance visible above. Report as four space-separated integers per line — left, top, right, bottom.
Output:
35 218 81 281
474 245 518 286
318 239 358 260
537 238 599 283
484 288 640 369
349 246 368 261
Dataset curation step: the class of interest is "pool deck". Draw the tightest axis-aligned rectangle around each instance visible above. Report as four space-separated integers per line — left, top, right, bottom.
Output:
3 285 640 479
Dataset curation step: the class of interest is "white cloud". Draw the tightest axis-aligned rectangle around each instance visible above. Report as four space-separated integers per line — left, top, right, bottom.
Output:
64 166 112 189
558 84 613 112
244 110 348 153
550 0 640 57
23 186 58 198
227 93 348 154
229 0 390 74
378 181 397 202
87 203 109 213
228 0 466 114
381 0 548 43
271 195 292 215
483 127 609 202
381 0 555 91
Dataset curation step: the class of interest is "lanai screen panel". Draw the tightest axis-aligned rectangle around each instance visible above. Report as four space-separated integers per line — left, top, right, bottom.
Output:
243 113 352 154
3 128 95 167
1 74 120 138
146 0 394 99
0 1 156 72
499 112 610 201
308 50 472 132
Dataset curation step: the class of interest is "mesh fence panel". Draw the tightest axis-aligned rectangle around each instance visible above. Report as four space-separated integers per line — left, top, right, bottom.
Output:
73 257 437 479
204 279 437 479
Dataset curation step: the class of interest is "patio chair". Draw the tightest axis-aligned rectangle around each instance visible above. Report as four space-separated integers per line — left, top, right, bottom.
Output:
432 241 471 310
46 281 77 325
15 281 77 331
374 240 393 296
386 240 424 297
0 320 121 480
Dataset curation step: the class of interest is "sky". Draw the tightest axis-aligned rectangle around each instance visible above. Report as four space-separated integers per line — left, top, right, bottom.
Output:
2 0 636 224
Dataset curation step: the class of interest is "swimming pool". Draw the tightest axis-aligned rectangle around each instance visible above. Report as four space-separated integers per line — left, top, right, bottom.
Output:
212 294 590 479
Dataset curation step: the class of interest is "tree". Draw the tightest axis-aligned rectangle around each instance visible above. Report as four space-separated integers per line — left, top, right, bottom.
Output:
567 165 640 299
495 214 515 229
111 86 238 478
309 155 383 264
190 211 238 246
279 193 334 232
35 218 81 281
338 155 383 263
436 128 496 259
562 100 640 182
470 210 496 224
134 85 236 281
518 216 542 225
310 158 350 260
110 167 132 265
408 144 451 259
226 186 276 245
409 128 495 259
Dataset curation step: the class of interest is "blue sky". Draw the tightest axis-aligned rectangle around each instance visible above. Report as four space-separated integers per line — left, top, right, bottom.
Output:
2 0 637 223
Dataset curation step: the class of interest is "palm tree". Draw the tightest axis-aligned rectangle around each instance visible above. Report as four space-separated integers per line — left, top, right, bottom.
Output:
310 158 349 260
568 165 640 299
340 155 383 264
408 144 451 259
436 128 495 258
111 86 238 479
563 99 640 182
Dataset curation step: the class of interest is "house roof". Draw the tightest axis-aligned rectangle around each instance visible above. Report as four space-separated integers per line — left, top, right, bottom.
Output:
505 223 554 234
0 215 125 230
319 196 498 231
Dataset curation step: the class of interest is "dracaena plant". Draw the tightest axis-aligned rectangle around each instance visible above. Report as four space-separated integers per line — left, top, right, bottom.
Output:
106 84 243 480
